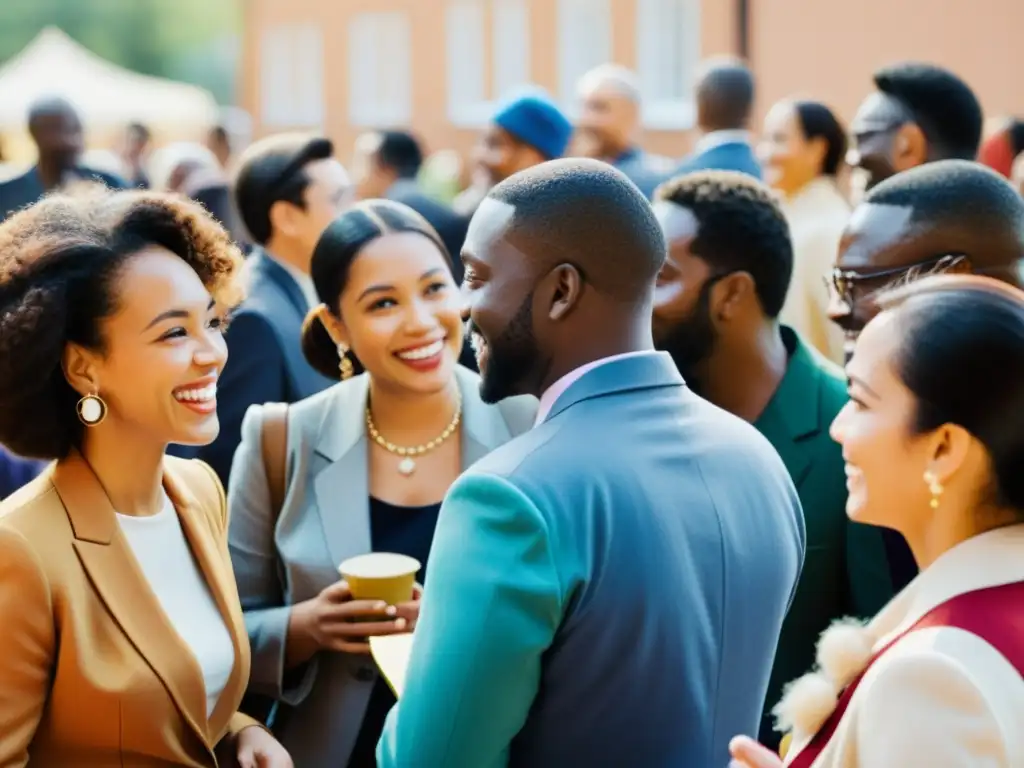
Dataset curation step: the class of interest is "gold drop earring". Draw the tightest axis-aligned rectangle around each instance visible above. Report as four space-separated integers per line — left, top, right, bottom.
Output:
337 343 354 381
923 470 944 509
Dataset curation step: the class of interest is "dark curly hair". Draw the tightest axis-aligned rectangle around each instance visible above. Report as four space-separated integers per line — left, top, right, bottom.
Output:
655 171 793 317
0 185 245 459
301 199 452 379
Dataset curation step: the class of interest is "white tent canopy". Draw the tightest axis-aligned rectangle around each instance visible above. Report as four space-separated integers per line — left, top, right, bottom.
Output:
0 26 218 131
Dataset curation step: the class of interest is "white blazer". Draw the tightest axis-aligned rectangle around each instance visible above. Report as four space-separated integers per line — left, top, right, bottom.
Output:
780 524 1024 767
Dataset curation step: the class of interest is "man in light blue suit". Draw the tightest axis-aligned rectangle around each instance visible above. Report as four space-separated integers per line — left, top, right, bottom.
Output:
378 159 804 767
675 58 762 180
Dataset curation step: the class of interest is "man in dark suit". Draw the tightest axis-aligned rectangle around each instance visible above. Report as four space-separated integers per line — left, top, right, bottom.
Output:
378 159 804 767
0 97 125 221
674 58 761 179
651 171 895 750
168 133 350 484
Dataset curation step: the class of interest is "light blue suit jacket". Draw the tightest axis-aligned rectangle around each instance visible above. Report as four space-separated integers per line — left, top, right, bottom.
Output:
378 353 805 767
675 140 762 180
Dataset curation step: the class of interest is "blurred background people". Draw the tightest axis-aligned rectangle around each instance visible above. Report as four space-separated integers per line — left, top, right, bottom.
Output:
846 62 983 201
119 121 152 188
0 96 125 220
675 57 761 178
760 98 850 363
575 64 673 199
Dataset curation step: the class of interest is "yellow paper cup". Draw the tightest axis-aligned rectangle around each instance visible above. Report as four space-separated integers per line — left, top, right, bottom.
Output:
339 552 421 606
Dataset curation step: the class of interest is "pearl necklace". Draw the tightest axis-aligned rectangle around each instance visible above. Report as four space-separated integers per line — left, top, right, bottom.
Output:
365 394 462 476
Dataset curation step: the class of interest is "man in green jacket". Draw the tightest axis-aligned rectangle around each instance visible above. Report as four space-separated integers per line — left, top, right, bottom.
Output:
651 171 895 750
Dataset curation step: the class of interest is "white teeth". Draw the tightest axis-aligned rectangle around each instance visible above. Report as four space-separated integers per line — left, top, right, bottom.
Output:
174 383 217 403
397 340 444 360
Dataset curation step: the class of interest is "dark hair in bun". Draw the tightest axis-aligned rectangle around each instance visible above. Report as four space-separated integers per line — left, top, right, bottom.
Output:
0 185 244 459
878 274 1024 519
300 200 452 379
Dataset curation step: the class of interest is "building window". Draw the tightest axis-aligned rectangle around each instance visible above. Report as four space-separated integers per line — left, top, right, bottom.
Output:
259 23 324 128
446 0 530 126
348 12 413 127
635 0 701 129
557 0 611 107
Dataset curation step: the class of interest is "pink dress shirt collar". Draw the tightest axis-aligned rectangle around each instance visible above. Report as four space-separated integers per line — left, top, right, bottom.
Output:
534 351 659 426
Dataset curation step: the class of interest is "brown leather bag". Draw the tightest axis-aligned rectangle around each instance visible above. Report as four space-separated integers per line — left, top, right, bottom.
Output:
241 402 290 728
260 402 290 515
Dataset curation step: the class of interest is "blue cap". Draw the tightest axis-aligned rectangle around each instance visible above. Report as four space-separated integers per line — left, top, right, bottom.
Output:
492 88 573 160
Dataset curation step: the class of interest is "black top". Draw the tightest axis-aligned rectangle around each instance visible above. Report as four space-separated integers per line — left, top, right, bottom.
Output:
346 496 443 768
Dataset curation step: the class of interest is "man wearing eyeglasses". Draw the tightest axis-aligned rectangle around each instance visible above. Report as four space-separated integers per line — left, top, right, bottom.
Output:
847 62 982 202
827 159 1024 590
168 133 353 485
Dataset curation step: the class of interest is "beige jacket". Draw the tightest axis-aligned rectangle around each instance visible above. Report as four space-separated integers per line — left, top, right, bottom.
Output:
781 524 1024 767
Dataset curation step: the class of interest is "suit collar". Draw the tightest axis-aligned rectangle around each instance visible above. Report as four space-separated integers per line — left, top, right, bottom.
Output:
869 523 1024 649
545 351 683 423
52 451 247 749
753 327 831 485
248 247 311 316
693 129 752 155
310 365 514 569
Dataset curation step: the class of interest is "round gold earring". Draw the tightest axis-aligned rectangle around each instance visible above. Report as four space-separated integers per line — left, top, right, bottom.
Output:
923 470 944 510
76 393 108 426
337 343 354 381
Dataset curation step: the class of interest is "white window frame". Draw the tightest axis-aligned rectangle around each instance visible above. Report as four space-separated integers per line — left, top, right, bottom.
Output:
635 0 701 130
556 0 612 114
445 0 531 127
259 23 325 129
348 12 413 128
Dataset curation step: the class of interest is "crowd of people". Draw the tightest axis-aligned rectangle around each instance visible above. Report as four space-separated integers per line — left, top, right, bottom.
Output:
0 51 1021 768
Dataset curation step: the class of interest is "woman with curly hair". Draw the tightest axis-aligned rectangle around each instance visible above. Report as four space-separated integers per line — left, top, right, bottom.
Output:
0 187 291 766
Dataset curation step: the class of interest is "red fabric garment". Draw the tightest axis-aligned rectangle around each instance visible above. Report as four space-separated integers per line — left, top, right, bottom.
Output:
788 580 1024 767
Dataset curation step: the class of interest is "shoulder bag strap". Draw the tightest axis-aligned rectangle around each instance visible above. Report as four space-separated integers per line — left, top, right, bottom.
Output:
260 402 290 519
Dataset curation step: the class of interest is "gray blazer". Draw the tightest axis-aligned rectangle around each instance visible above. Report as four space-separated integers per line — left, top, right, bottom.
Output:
226 365 536 767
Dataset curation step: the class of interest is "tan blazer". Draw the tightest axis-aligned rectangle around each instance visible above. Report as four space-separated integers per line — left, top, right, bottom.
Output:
0 450 263 767
783 524 1024 767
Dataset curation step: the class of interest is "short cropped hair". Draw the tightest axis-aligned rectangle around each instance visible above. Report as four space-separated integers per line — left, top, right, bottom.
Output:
656 171 793 317
0 187 244 459
864 159 1024 234
233 133 334 245
375 131 424 179
487 158 666 299
873 63 983 161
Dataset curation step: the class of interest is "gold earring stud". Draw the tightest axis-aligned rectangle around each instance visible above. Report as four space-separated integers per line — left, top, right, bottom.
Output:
924 470 944 510
337 343 354 381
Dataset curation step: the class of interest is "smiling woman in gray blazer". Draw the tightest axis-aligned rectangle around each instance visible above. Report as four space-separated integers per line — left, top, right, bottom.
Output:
226 200 536 768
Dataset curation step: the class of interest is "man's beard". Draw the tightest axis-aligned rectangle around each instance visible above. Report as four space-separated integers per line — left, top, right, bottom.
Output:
655 288 717 396
475 292 547 404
